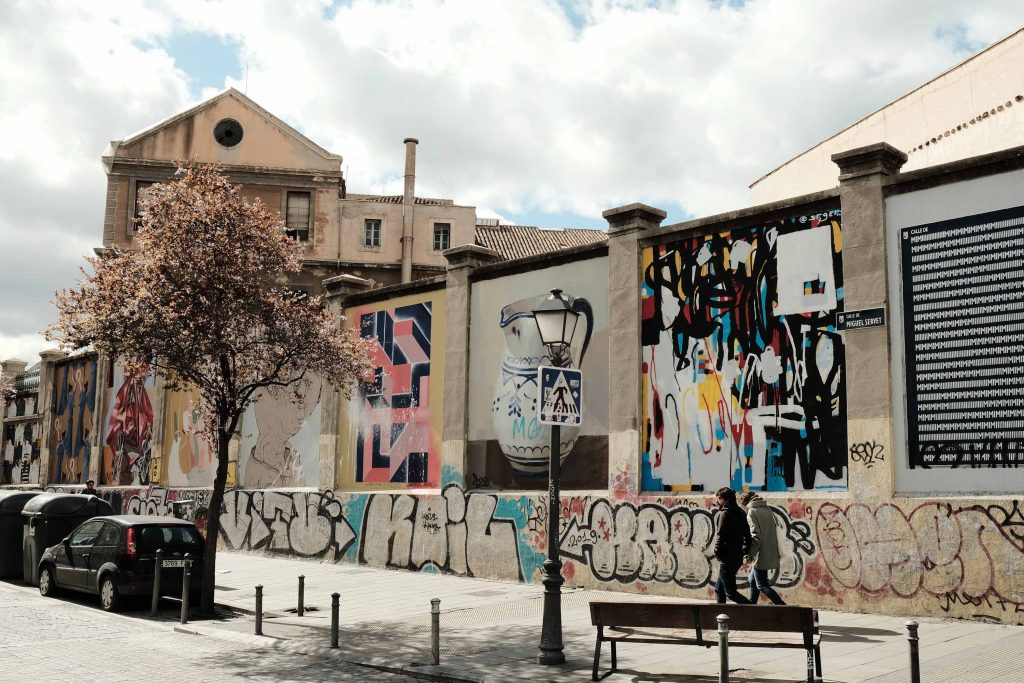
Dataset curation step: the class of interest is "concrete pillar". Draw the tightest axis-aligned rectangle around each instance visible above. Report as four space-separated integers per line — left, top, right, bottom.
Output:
602 204 666 497
401 138 418 284
36 349 67 487
441 245 501 487
831 143 907 500
1 359 28 380
321 274 372 490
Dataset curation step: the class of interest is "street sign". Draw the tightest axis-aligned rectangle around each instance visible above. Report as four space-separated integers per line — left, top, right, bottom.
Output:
837 307 886 331
538 366 583 426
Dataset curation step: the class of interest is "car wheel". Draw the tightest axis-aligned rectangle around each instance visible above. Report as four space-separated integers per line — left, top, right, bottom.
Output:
38 566 58 597
99 575 121 612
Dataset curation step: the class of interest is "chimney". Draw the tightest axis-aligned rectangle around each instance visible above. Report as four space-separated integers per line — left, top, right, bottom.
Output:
401 137 418 283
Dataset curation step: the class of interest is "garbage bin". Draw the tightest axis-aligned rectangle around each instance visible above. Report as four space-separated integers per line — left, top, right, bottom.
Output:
21 494 115 585
0 491 42 578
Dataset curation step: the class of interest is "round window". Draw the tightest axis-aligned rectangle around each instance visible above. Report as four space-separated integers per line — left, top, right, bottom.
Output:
213 118 244 148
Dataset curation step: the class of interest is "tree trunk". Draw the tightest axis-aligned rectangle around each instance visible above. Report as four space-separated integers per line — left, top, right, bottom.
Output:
200 427 232 615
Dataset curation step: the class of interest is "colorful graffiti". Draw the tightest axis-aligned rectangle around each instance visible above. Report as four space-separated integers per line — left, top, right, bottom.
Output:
162 389 217 487
220 489 357 558
341 291 444 488
467 258 610 489
640 210 846 492
102 360 155 486
239 377 322 488
49 356 98 484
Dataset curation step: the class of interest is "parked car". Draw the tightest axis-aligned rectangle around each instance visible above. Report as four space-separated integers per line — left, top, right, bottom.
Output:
37 515 204 612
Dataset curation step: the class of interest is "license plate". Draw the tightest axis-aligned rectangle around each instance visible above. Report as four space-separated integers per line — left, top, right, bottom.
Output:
162 559 185 568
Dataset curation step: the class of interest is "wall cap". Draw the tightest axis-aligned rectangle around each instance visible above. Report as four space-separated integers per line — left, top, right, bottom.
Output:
603 203 668 233
832 142 908 181
443 244 503 270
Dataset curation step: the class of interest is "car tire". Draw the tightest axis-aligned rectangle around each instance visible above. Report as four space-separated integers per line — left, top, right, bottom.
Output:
99 575 121 612
38 566 58 597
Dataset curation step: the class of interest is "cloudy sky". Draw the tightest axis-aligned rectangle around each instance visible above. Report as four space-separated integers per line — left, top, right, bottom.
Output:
1 0 1022 362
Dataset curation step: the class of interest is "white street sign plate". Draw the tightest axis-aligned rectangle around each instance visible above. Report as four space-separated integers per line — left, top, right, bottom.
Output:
538 366 583 426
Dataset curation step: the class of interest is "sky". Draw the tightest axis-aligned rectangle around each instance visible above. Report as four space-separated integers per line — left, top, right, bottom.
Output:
1 0 1022 362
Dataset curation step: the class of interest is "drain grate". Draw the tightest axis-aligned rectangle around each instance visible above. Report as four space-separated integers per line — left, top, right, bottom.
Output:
283 606 320 614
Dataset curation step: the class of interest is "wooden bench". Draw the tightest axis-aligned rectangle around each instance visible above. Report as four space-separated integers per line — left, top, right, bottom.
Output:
589 601 822 682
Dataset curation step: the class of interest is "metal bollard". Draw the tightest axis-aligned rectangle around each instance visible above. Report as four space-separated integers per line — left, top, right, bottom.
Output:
906 621 920 683
180 553 192 625
331 592 340 648
717 614 730 683
431 598 441 666
255 585 263 636
151 549 163 616
297 574 305 617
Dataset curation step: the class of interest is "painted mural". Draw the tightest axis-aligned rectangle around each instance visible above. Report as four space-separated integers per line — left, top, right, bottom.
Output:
340 289 445 489
239 376 322 488
467 257 610 490
640 210 846 493
102 360 156 486
48 356 98 484
162 388 218 487
3 421 41 484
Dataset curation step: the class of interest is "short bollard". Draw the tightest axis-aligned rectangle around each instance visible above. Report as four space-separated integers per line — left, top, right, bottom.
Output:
330 592 340 648
180 553 192 625
431 598 441 666
150 549 163 616
906 621 920 683
717 614 730 683
255 585 263 636
297 574 305 617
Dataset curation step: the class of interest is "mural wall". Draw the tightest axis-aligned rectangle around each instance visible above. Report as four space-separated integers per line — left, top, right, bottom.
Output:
640 210 846 493
102 360 156 486
467 257 610 489
239 378 323 488
48 355 98 484
162 388 218 487
339 289 445 489
3 421 41 484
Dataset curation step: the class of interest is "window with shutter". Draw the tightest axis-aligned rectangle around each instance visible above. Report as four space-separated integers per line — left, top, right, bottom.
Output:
132 181 156 233
286 191 311 241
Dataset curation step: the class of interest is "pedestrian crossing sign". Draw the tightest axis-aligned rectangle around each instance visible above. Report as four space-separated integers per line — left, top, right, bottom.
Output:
538 366 583 426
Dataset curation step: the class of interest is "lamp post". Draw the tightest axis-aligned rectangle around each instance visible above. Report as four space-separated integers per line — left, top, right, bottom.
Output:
532 288 581 666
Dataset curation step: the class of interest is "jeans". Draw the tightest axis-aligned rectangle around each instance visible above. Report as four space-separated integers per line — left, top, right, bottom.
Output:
749 568 786 605
715 562 750 604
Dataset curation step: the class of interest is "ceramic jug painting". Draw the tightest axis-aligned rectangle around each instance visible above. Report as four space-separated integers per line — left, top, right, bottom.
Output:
492 291 593 475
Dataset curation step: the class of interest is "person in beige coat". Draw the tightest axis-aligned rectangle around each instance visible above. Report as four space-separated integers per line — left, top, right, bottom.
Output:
738 491 786 605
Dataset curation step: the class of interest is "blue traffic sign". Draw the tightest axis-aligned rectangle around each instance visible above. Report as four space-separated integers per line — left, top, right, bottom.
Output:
538 366 583 426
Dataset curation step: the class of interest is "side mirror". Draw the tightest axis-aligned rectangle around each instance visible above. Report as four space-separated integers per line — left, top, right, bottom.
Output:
62 537 71 546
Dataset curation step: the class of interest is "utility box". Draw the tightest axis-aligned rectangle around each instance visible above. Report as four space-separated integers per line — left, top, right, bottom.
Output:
21 494 115 585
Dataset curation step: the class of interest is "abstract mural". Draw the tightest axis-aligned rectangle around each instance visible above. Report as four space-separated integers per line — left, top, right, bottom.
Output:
48 355 98 484
640 210 846 492
340 290 445 488
239 376 323 488
102 360 156 486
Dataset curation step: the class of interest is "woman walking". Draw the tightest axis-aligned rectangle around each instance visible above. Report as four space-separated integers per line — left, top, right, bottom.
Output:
738 491 786 605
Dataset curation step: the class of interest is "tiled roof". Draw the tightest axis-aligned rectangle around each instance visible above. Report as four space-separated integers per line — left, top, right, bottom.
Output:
474 224 608 261
344 194 454 206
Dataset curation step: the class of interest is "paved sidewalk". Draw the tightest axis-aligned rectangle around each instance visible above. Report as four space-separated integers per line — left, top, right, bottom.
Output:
187 551 1024 682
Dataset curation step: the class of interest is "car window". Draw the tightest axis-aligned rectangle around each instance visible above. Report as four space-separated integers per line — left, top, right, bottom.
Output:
137 525 203 552
70 521 104 546
96 523 120 547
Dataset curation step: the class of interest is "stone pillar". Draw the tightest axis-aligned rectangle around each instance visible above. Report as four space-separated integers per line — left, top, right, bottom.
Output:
831 143 907 500
441 245 502 488
321 274 372 490
602 204 666 497
36 349 67 487
1 359 28 380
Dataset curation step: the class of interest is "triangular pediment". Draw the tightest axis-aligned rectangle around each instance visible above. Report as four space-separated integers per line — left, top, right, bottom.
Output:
105 88 340 173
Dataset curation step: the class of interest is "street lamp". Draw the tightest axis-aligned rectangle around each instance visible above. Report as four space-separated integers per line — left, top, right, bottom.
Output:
532 288 581 666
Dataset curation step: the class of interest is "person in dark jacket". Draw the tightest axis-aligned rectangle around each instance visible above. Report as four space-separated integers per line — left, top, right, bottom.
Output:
713 486 751 604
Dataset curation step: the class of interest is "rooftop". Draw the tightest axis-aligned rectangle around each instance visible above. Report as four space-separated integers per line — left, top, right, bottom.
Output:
474 223 608 261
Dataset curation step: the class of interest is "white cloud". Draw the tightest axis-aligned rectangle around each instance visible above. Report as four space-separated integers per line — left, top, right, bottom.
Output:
2 0 1023 361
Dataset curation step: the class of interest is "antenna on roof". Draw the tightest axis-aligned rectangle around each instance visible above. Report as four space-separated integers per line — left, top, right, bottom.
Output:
244 62 249 93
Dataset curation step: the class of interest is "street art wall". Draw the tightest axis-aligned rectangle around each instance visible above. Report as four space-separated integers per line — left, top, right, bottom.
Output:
238 377 322 488
467 257 610 489
161 388 218 487
339 289 446 489
48 355 98 484
3 421 41 484
102 360 156 486
640 210 846 493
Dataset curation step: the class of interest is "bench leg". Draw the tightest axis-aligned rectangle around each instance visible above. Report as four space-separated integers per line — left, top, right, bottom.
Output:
814 644 823 682
610 641 617 671
806 648 815 683
592 636 601 681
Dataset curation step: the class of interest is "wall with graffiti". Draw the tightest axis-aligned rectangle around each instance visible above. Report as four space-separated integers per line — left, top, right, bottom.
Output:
339 289 445 489
161 388 219 487
101 360 156 486
467 257 609 490
48 355 98 484
238 377 322 488
640 210 846 493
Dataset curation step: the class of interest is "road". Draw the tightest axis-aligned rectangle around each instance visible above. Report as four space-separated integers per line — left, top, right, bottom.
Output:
0 579 419 682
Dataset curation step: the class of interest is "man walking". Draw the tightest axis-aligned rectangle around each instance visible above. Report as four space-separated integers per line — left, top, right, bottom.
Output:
739 491 786 605
713 487 751 604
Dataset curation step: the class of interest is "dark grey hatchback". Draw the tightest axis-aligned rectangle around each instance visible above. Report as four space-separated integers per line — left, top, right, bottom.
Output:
37 515 204 612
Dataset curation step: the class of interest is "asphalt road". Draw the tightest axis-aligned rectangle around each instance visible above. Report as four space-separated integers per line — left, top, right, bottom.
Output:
0 579 420 682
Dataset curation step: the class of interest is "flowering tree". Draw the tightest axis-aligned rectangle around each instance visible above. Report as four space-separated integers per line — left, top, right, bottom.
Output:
0 371 12 416
49 164 370 613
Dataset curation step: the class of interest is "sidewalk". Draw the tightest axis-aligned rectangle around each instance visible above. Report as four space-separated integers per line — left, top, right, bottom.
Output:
188 551 1024 682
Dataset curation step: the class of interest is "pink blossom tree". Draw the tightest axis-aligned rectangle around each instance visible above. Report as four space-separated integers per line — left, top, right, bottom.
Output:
49 164 370 613
0 371 13 416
